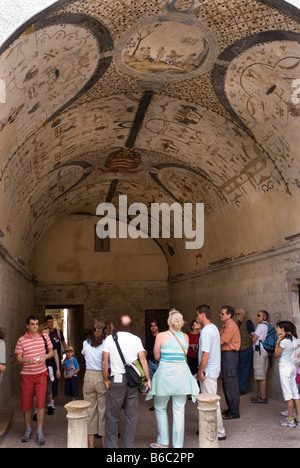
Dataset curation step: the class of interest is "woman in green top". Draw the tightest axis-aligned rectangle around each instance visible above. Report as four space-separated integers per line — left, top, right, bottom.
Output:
146 309 199 448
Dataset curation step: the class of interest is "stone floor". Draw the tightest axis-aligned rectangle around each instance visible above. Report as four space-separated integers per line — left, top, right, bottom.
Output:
1 378 300 449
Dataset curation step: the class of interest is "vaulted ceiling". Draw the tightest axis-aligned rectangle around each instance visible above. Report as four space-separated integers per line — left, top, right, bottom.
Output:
0 0 300 275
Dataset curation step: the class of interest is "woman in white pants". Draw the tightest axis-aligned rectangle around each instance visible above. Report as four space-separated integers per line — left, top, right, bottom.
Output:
275 321 300 427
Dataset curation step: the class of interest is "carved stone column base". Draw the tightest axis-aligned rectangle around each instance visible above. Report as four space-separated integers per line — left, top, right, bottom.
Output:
64 400 91 448
195 393 221 448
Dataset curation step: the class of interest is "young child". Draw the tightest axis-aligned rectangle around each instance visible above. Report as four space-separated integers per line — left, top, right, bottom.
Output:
275 321 300 427
63 346 80 401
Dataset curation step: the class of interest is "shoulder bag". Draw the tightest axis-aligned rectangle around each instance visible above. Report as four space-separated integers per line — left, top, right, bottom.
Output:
112 333 146 388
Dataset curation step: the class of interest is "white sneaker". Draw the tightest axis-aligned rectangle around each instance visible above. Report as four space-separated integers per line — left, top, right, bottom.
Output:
281 409 296 417
278 418 296 427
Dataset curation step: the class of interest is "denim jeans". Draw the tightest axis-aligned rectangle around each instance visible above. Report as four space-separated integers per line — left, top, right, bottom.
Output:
237 348 253 393
154 395 187 448
148 360 159 379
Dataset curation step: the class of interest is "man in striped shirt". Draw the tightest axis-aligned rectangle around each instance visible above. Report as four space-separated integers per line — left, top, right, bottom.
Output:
15 315 53 445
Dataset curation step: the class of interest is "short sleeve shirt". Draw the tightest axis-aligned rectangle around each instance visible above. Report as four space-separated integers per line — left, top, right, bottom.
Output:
279 338 296 368
253 322 268 352
82 339 105 370
103 332 144 376
15 332 53 375
198 323 221 379
64 357 79 376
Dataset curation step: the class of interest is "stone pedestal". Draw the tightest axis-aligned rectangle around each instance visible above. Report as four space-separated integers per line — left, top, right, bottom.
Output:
195 393 221 448
64 400 91 448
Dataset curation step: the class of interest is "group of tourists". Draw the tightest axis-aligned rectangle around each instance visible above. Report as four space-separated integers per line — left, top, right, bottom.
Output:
1 303 300 448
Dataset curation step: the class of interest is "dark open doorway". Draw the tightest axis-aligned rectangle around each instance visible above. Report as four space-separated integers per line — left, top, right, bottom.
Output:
145 309 169 342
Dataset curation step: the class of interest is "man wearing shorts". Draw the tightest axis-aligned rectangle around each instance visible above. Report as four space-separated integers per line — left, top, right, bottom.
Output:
15 315 53 445
250 310 269 404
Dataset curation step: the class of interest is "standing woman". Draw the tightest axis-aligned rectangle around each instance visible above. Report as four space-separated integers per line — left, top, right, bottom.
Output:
82 317 109 448
146 309 199 448
275 320 300 427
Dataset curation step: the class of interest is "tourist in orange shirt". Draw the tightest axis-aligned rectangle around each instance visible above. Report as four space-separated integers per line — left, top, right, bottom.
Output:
220 306 241 420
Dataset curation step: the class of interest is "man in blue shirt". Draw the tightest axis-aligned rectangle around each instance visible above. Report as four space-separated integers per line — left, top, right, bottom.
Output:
196 304 226 441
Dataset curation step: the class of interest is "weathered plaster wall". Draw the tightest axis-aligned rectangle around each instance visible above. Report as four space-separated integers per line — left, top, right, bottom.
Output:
0 248 35 407
35 280 170 342
33 215 169 282
33 215 170 343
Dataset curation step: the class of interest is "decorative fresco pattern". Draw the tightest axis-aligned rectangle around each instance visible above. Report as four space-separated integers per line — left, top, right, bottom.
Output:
0 14 113 160
213 33 300 194
0 0 300 265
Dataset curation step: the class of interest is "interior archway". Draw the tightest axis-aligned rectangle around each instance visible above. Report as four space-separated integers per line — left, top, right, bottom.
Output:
1 0 300 405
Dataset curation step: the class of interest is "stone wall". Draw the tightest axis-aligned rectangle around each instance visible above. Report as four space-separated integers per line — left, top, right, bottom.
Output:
169 240 300 401
0 247 35 408
34 280 170 344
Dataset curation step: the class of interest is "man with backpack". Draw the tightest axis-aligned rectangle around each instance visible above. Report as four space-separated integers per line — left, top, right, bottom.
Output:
250 310 276 404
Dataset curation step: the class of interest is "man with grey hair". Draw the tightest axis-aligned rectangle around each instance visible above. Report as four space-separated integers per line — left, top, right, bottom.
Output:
235 308 254 395
250 310 270 404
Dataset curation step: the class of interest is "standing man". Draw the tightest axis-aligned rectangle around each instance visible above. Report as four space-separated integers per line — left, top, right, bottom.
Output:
45 315 67 410
15 315 53 445
196 305 226 440
145 320 159 411
145 320 160 378
220 305 241 420
235 308 254 395
250 310 270 404
102 315 151 448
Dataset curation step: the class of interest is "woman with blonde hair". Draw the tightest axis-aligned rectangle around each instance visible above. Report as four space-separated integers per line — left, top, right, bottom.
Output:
146 309 199 448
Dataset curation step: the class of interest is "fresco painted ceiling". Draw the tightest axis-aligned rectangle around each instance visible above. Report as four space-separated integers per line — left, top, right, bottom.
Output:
0 0 300 274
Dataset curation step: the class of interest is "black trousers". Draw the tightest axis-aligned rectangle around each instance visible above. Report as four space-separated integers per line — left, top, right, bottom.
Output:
221 351 240 417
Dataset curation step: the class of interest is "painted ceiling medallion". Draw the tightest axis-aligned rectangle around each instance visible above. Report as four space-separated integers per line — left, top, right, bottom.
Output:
116 14 218 81
104 148 142 172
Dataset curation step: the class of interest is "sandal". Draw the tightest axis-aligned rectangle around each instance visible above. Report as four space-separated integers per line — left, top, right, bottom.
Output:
251 397 268 404
251 394 260 402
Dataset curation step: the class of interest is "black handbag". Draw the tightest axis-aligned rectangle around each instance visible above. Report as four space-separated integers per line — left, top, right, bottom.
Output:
112 333 145 388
